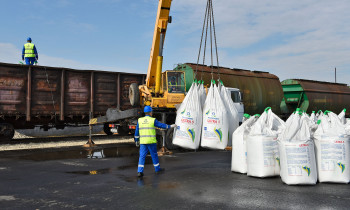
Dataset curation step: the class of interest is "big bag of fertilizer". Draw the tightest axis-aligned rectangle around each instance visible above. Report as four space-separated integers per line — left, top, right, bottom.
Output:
231 115 259 173
198 82 207 109
219 83 239 146
279 113 317 185
314 111 350 183
338 109 347 125
310 111 317 123
173 83 203 150
201 82 229 150
246 108 285 177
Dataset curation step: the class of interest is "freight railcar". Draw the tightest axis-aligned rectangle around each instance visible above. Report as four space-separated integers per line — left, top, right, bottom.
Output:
0 62 145 139
174 63 284 115
280 79 350 116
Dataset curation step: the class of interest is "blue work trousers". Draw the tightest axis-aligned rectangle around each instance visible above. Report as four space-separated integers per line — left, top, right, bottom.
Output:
138 143 160 173
25 57 36 65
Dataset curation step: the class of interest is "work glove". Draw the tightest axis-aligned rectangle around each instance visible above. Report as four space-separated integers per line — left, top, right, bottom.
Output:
135 141 140 147
170 124 177 128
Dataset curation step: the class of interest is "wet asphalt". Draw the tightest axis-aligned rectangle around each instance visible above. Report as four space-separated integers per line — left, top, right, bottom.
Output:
0 144 349 210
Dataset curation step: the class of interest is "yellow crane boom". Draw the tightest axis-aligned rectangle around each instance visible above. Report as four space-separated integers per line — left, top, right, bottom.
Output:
129 0 186 109
146 0 172 95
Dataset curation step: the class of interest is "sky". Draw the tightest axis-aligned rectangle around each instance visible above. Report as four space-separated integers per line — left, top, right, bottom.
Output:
0 0 349 85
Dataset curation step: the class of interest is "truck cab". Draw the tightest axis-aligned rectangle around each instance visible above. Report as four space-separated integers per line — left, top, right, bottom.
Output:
226 87 244 123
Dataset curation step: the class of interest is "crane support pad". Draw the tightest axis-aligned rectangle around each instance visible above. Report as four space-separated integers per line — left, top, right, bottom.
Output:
89 108 142 125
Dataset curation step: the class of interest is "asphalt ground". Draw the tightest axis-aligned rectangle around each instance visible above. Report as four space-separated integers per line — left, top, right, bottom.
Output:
0 143 349 210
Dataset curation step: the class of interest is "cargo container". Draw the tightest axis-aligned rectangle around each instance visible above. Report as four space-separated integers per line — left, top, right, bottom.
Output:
0 62 145 139
280 79 350 116
173 63 284 115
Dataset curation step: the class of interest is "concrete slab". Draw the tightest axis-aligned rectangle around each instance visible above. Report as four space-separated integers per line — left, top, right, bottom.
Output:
0 144 349 209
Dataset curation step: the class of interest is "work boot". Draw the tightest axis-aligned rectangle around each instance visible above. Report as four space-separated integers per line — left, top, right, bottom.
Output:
155 168 165 174
137 172 144 177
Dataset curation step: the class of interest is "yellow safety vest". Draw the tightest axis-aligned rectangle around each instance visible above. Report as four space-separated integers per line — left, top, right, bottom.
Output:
138 116 157 144
24 43 35 57
168 81 177 86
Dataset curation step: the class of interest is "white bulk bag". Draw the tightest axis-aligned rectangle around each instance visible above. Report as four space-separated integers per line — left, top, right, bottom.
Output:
310 111 316 123
246 109 283 177
279 115 317 185
242 114 250 123
314 112 350 183
198 82 206 109
231 115 259 173
173 83 202 150
246 135 280 177
220 83 239 146
338 109 347 125
201 82 229 150
316 110 323 121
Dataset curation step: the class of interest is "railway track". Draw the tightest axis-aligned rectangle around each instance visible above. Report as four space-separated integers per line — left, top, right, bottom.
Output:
0 134 133 145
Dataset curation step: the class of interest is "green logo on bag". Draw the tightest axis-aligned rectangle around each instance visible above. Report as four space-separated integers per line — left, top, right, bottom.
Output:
206 109 210 115
276 157 280 166
214 127 222 141
181 109 186 115
338 162 345 173
302 166 311 176
187 128 195 142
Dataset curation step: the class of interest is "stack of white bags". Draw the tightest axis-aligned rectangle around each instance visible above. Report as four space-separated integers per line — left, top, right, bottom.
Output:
172 80 350 185
231 108 350 185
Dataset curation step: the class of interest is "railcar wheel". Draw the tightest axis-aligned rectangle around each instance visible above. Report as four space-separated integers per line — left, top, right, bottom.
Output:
0 123 15 141
129 83 140 107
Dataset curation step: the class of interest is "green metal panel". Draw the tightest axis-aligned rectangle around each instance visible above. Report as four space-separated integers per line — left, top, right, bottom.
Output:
280 80 310 113
173 64 194 92
281 79 350 115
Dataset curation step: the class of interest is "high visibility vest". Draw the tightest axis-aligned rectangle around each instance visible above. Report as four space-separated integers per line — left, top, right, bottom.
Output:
138 116 157 144
24 43 35 57
168 81 177 86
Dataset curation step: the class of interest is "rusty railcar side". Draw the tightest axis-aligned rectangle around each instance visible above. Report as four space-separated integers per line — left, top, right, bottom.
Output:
175 63 284 115
0 62 145 129
281 79 350 115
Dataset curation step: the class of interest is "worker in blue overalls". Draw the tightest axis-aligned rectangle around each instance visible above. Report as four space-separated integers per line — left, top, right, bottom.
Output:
134 106 176 177
22 37 38 65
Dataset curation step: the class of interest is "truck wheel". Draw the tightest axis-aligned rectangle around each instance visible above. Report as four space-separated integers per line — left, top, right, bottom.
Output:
103 123 113 135
0 123 15 141
129 83 140 107
165 127 178 150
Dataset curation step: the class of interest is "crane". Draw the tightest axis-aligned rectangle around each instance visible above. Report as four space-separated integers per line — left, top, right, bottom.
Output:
129 0 186 109
89 0 187 147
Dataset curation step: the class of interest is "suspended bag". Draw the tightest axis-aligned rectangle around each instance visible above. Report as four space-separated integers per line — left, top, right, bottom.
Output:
172 83 203 150
201 82 229 150
219 83 239 146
